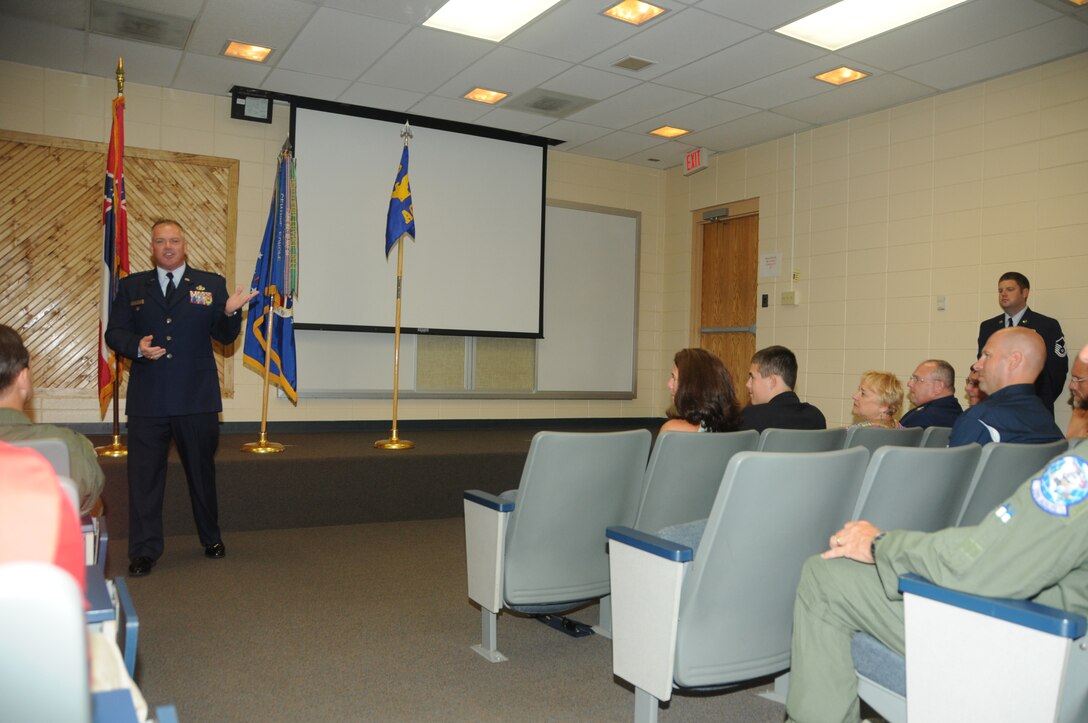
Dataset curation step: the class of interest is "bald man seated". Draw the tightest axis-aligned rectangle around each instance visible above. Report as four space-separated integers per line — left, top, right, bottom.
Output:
949 327 1064 447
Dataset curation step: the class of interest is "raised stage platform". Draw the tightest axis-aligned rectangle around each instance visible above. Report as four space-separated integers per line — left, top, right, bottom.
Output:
89 420 659 541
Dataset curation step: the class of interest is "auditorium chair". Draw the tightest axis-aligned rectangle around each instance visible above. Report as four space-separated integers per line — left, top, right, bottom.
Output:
632 429 758 534
955 439 1069 526
854 574 1088 723
757 427 846 452
6 437 70 477
919 425 952 448
606 447 869 722
463 429 651 662
842 425 923 455
851 444 981 532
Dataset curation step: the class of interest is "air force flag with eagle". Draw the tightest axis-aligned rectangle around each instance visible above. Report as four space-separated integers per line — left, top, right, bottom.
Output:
385 144 415 256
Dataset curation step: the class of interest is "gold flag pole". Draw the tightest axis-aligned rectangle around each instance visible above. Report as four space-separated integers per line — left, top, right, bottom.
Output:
376 126 414 450
98 56 127 458
241 296 284 453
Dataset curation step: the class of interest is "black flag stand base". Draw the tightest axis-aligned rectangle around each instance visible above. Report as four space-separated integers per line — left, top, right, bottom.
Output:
95 434 128 458
241 430 285 454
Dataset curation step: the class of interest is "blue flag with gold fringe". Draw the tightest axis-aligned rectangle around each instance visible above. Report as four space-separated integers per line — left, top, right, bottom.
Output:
385 144 415 256
243 147 298 402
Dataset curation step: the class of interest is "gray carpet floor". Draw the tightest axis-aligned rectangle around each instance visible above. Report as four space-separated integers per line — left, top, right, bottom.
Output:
110 519 788 722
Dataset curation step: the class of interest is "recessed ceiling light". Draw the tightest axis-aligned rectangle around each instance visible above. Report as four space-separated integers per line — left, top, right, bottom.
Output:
464 87 509 104
603 1 666 26
1067 0 1087 5
815 66 869 86
776 0 971 51
423 0 562 42
223 41 273 63
649 125 689 139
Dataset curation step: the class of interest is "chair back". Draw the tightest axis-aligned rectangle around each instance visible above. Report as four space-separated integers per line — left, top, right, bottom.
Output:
633 430 758 533
0 562 90 723
757 427 846 452
672 447 869 687
853 445 981 532
5 437 71 477
843 426 923 454
502 429 651 609
919 426 952 448
956 439 1070 526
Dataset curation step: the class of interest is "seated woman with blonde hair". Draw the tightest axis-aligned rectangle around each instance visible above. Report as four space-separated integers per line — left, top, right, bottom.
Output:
850 370 905 429
662 348 742 433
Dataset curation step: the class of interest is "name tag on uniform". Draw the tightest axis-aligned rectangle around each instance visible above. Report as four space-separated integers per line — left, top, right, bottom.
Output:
189 290 213 306
130 299 144 306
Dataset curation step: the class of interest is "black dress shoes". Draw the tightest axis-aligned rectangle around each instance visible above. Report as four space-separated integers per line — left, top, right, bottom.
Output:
128 557 155 576
204 541 226 559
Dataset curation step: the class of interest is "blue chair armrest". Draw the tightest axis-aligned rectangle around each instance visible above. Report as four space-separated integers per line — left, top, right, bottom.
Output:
92 689 139 723
606 526 693 562
464 489 514 512
155 704 179 723
899 573 1087 639
114 576 139 677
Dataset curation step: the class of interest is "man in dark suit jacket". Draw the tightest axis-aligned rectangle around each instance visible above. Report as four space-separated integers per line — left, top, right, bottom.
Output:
900 359 962 429
740 345 826 432
977 272 1067 415
106 219 255 577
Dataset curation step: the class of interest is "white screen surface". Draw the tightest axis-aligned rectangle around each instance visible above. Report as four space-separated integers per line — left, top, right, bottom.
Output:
292 106 546 336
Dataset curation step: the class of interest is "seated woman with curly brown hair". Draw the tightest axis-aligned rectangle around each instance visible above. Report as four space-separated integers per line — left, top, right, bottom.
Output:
849 370 905 429
662 348 742 433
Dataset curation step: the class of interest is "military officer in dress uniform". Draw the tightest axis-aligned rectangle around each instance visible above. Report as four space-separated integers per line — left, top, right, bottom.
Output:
784 343 1088 723
106 219 256 577
977 271 1067 415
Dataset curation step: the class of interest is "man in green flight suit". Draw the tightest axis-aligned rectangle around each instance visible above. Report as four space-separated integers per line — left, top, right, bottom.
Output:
785 343 1088 723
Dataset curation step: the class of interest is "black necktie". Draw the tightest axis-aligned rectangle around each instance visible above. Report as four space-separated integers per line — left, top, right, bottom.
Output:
165 272 176 304
1005 317 1012 328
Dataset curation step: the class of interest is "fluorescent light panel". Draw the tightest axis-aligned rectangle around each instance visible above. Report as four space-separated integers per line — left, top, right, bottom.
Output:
423 0 562 42
815 66 869 85
649 125 689 138
776 0 971 51
464 87 508 104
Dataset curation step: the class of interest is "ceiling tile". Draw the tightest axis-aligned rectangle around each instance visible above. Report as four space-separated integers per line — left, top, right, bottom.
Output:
119 0 205 21
566 82 703 127
628 96 759 134
0 14 86 73
261 67 351 101
694 0 833 31
773 73 938 125
338 81 424 111
322 0 445 25
407 94 490 124
358 27 492 93
187 0 316 57
173 53 271 96
839 0 1061 73
277 7 410 80
475 107 556 134
683 110 812 152
535 119 613 149
86 33 182 88
504 0 639 63
716 55 845 109
583 7 760 80
539 65 641 101
655 31 824 95
0 0 86 29
564 129 663 161
898 18 1088 91
434 46 571 99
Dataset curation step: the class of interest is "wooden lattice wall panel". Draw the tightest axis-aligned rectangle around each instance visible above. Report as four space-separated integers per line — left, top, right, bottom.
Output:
0 130 239 400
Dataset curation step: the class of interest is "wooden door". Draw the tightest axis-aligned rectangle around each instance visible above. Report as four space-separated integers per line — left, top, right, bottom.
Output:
698 215 758 406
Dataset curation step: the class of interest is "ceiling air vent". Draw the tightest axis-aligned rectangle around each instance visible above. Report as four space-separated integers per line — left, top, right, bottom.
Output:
505 89 596 118
91 0 194 49
613 56 655 72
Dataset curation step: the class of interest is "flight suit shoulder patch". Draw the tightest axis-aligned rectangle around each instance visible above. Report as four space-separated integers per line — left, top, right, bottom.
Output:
1031 455 1088 518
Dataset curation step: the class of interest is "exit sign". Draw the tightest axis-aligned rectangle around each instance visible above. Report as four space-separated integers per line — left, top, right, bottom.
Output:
684 147 711 176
